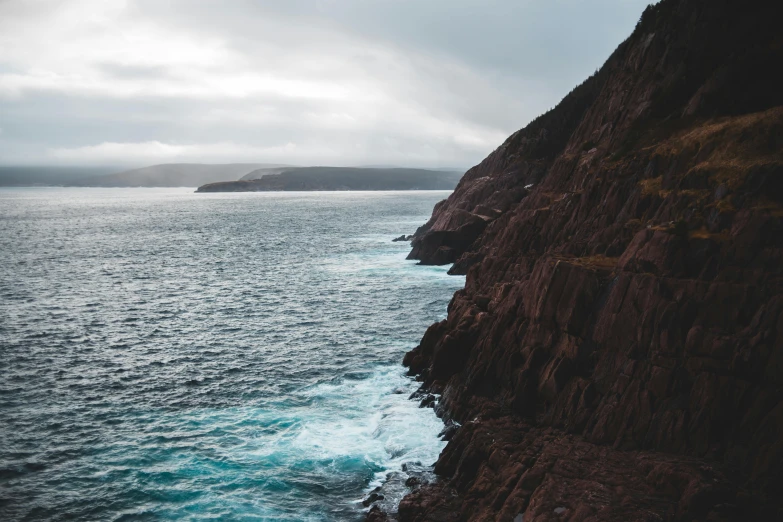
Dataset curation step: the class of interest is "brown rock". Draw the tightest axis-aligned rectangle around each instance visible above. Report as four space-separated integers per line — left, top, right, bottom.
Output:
371 0 783 520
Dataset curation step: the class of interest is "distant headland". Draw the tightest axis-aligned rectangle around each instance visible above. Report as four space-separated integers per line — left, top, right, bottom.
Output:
0 164 463 190
196 166 463 192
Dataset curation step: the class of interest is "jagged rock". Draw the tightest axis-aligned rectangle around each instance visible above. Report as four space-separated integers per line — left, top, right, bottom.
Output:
374 0 783 520
407 214 490 266
363 492 385 507
366 506 389 522
437 420 460 441
404 476 421 488
419 394 436 409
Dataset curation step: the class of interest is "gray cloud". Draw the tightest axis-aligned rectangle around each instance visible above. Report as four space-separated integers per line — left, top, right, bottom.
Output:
0 0 650 168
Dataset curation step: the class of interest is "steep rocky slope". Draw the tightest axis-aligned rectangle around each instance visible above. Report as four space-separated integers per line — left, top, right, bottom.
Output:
390 0 783 520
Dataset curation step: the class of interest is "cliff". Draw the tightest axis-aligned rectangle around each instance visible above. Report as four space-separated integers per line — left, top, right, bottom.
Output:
387 0 783 520
196 167 463 192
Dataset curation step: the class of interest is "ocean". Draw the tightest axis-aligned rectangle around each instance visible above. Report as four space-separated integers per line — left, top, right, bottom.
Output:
0 188 464 521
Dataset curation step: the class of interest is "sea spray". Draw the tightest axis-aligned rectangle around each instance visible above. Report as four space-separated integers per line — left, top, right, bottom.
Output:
0 188 464 521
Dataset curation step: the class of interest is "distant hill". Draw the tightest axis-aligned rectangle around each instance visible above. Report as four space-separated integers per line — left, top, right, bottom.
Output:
0 166 118 186
197 167 464 192
69 163 289 187
239 166 296 181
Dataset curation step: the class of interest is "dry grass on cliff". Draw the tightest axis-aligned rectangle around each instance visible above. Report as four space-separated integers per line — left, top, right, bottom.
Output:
750 197 783 217
555 254 619 271
688 227 731 241
639 176 666 196
653 106 783 189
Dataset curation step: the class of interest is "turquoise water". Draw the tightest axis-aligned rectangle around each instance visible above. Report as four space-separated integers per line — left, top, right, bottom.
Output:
0 188 464 521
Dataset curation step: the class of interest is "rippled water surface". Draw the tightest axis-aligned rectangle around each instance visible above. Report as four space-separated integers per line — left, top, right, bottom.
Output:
0 188 464 521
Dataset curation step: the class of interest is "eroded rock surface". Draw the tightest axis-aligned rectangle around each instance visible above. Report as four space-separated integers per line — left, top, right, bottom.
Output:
389 0 783 520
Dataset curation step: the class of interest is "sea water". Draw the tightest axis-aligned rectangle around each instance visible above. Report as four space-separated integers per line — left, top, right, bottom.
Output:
0 188 464 521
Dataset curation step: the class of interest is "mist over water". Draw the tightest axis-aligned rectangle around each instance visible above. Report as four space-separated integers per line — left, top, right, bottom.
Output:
0 188 464 521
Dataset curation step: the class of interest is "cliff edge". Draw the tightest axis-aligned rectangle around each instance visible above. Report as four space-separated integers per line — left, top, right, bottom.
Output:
391 0 783 520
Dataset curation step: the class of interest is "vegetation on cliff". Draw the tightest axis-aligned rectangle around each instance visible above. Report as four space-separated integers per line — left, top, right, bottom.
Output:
391 0 783 520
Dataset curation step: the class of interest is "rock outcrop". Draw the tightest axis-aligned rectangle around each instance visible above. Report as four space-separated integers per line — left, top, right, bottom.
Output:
390 0 783 520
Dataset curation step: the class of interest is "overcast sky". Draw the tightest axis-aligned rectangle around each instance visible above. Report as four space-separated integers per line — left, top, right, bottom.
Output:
0 0 650 169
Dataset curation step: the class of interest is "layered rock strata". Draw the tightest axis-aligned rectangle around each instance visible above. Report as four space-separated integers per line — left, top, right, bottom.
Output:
388 0 783 520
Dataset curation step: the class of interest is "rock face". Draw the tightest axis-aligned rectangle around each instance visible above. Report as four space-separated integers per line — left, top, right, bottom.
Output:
394 1 783 520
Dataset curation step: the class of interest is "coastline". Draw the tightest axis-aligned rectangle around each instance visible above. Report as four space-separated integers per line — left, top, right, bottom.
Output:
376 0 783 520
0 189 463 520
360 242 465 521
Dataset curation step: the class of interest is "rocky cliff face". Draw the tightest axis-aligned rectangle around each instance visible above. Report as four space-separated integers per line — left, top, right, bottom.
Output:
393 0 783 520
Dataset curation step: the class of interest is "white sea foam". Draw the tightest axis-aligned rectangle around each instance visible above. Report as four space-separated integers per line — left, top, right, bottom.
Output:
297 367 445 483
0 188 463 521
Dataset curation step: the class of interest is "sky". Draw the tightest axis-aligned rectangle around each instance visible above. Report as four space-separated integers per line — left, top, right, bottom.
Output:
0 0 651 169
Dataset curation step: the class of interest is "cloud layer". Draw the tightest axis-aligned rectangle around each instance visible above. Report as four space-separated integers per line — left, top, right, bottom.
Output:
0 0 650 168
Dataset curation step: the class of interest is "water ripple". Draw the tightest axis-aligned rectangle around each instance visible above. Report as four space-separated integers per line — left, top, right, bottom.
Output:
0 188 464 521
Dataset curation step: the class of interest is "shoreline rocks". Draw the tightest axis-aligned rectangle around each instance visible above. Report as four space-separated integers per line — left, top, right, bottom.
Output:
376 0 783 520
362 461 438 521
